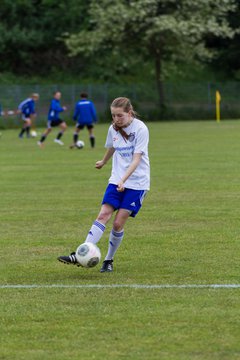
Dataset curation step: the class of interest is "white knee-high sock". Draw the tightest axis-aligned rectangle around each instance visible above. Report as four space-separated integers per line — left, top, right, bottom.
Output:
105 229 124 260
85 220 106 245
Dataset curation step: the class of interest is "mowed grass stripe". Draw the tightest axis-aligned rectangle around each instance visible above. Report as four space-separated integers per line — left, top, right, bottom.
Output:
1 283 240 289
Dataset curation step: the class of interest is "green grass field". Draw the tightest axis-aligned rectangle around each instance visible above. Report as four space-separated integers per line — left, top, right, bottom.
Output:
0 121 240 360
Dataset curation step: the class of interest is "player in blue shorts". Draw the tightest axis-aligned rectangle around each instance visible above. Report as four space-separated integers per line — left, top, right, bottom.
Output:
70 92 97 148
38 91 67 147
18 93 39 138
58 97 150 272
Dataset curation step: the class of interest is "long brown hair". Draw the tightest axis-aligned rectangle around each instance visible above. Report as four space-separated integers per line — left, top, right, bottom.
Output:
111 97 137 141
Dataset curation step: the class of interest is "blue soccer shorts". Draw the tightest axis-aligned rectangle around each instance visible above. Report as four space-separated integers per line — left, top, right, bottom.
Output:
47 119 64 128
102 183 148 217
22 114 31 121
76 123 94 130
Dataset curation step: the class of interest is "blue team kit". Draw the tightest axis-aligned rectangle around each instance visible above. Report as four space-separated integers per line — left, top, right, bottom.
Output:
18 98 36 120
73 99 97 125
48 99 65 121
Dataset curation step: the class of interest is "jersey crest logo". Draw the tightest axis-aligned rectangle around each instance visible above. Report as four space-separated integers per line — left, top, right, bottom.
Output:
128 132 135 142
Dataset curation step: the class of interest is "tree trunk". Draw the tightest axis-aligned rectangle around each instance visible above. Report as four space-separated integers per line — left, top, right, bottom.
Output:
155 54 165 112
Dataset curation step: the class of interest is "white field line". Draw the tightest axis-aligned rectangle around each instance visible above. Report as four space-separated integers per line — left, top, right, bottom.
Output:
0 284 240 289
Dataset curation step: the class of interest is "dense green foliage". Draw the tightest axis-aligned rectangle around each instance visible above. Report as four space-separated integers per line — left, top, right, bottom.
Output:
209 4 240 79
0 0 240 85
65 0 237 108
0 0 239 121
0 0 87 75
0 122 240 359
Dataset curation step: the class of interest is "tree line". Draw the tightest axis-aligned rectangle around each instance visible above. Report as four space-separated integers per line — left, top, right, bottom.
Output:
0 0 240 109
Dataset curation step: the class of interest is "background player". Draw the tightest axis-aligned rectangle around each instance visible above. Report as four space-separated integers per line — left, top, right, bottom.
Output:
38 91 67 146
70 92 97 148
0 103 16 117
58 97 150 272
18 93 39 138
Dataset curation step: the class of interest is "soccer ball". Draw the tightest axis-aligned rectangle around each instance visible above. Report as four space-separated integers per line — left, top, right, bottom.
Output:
76 140 85 149
31 130 37 138
75 242 101 268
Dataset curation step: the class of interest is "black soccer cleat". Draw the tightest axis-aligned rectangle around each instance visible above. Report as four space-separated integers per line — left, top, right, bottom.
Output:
57 252 80 266
100 260 113 273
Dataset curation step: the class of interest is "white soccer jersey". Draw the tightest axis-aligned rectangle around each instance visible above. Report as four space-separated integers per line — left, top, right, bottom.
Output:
105 118 150 190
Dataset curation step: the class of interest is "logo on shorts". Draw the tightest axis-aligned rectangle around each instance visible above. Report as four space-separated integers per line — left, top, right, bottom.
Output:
130 202 136 207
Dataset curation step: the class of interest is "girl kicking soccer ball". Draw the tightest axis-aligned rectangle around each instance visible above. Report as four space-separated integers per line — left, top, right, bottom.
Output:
58 97 150 272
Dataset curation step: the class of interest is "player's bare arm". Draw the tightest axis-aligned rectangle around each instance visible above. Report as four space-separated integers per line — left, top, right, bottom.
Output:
95 147 115 169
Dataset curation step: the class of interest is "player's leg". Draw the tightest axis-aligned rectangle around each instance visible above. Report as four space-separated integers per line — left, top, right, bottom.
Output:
88 125 95 148
38 125 52 146
54 121 67 145
70 124 81 148
57 184 120 266
100 209 130 272
101 189 148 272
25 118 32 138
19 118 31 138
74 126 80 145
57 204 114 265
85 204 114 244
19 120 26 138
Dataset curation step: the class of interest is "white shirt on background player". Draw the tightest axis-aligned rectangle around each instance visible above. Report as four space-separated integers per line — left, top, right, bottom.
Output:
105 118 150 191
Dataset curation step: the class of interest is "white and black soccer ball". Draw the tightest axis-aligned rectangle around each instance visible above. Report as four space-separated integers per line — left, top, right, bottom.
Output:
76 140 85 149
31 130 37 138
75 242 101 268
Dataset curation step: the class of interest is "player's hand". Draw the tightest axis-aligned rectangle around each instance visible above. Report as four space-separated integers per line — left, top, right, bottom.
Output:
63 106 67 111
95 160 105 169
117 180 125 192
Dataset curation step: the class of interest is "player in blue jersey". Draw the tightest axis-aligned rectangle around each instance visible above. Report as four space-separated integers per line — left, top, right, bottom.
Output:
70 92 97 148
38 91 67 147
58 97 150 273
18 93 39 138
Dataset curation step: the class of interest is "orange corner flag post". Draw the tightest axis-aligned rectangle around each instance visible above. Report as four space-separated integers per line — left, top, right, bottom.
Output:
216 90 221 122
